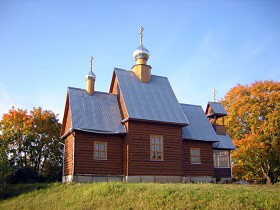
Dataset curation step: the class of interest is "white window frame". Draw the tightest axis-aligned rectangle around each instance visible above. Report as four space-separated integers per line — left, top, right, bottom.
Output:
213 150 230 168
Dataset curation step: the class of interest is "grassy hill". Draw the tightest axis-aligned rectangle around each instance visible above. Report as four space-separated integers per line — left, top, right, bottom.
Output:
0 182 280 209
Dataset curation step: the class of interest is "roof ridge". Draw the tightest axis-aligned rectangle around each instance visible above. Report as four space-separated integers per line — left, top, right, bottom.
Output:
115 68 168 79
151 74 168 79
94 91 117 96
208 101 222 104
180 103 202 107
68 86 84 91
68 87 117 96
114 67 129 71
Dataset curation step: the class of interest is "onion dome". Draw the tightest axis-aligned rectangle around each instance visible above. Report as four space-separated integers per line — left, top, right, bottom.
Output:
133 45 150 61
85 70 96 79
133 26 150 61
85 56 96 79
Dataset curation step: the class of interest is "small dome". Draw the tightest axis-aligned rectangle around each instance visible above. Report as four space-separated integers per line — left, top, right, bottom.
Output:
133 45 150 61
85 70 96 79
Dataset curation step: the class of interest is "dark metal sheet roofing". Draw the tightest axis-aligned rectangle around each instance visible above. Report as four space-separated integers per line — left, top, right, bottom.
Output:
115 68 189 125
207 102 227 116
68 87 126 134
181 104 219 142
213 133 236 150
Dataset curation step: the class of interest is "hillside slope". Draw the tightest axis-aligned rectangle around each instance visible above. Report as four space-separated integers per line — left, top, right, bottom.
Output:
0 183 279 209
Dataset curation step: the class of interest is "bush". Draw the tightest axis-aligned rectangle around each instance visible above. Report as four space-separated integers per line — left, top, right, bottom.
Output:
10 167 44 184
0 153 14 192
42 164 62 182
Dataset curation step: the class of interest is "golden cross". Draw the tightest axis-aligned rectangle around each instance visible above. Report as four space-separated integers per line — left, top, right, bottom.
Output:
140 26 144 46
212 89 217 102
90 56 93 72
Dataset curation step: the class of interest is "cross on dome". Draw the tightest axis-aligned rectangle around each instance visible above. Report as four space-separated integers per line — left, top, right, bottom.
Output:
140 26 144 46
133 26 150 61
212 89 217 102
90 56 93 72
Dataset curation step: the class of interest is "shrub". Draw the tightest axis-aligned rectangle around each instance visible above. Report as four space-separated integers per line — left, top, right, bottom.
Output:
10 167 43 184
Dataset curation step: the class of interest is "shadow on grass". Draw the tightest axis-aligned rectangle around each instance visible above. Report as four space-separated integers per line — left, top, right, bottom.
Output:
0 183 50 200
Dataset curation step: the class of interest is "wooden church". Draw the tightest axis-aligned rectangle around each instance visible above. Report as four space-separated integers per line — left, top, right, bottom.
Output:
60 27 235 183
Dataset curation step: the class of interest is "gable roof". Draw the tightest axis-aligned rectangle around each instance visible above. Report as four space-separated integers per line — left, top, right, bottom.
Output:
114 68 189 125
213 133 236 150
206 102 227 118
181 104 219 142
67 87 126 134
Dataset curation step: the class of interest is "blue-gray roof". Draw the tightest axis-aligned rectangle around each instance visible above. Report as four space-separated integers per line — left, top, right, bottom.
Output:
115 68 189 125
68 87 126 134
213 133 236 150
181 104 219 142
207 102 227 117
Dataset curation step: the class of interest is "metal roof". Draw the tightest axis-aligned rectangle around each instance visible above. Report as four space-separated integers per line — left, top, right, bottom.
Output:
213 133 236 150
68 87 126 134
206 102 227 117
115 68 189 125
181 104 219 142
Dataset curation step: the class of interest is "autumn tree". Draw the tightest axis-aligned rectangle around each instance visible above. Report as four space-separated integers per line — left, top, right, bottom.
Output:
0 107 63 181
221 81 280 184
0 108 32 168
28 108 62 175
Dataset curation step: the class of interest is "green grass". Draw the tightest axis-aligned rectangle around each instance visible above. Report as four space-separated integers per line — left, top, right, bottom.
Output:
0 182 280 210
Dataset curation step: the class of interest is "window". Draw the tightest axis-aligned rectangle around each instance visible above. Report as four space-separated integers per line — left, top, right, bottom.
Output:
150 135 163 161
94 141 107 160
213 150 230 167
190 148 201 164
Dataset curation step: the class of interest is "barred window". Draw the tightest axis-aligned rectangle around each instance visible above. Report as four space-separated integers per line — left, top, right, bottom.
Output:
94 141 107 160
150 135 164 161
190 148 201 164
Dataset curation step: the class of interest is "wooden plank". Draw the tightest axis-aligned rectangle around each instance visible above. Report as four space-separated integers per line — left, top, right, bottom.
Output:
74 131 123 175
60 95 71 136
125 121 183 176
64 134 73 175
214 168 231 178
183 140 214 177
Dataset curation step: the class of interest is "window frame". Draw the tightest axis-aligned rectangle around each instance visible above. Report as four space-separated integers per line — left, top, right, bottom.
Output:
190 148 201 164
93 141 107 160
213 150 230 168
150 135 164 161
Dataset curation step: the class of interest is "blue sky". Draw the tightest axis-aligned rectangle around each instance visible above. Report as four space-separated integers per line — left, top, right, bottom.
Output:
0 0 279 122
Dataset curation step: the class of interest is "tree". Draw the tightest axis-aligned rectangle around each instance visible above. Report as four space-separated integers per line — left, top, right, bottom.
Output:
0 107 63 182
28 107 62 175
221 81 280 184
0 141 13 190
0 107 32 168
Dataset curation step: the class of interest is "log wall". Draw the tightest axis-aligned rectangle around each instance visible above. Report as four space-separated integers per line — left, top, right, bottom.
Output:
64 134 74 176
183 140 214 177
74 132 123 176
125 120 183 176
214 168 231 178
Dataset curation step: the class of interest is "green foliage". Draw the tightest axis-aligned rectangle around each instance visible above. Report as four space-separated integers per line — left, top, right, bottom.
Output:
10 167 41 184
0 183 280 209
222 81 280 184
0 147 13 193
0 107 62 183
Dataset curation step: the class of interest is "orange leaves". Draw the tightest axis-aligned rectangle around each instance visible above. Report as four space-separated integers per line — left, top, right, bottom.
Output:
0 107 62 174
222 80 280 183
